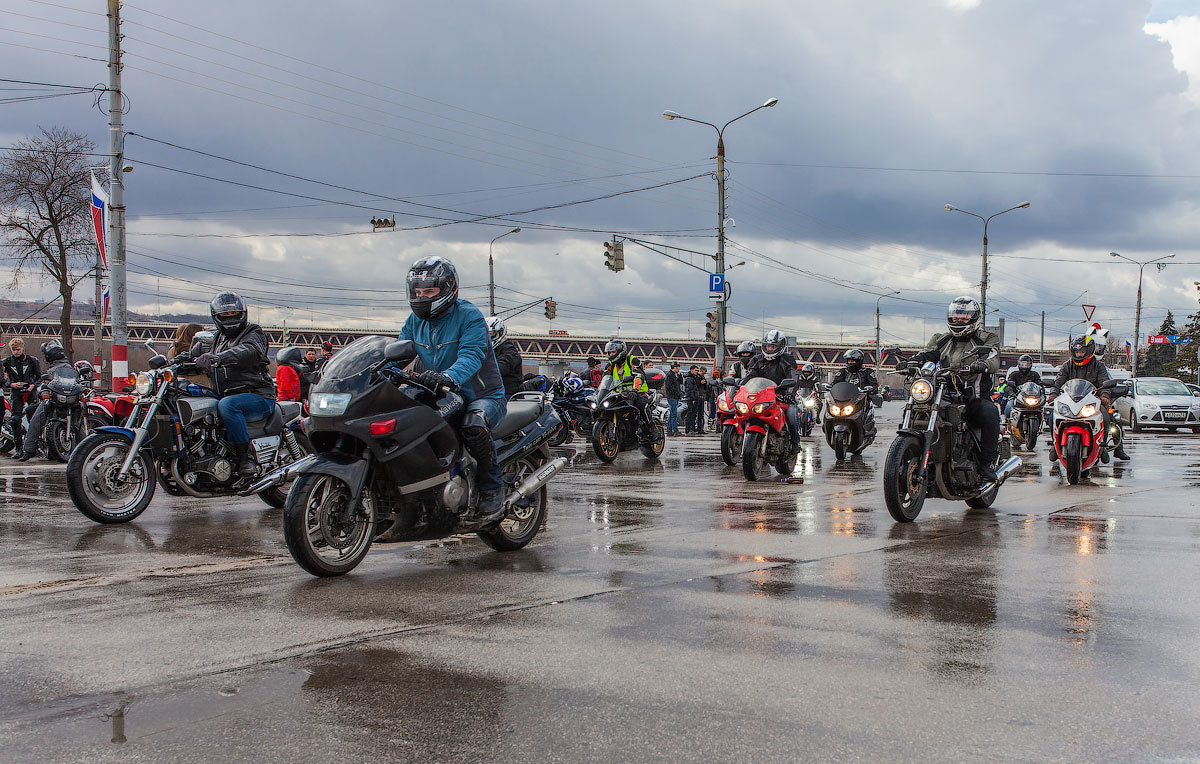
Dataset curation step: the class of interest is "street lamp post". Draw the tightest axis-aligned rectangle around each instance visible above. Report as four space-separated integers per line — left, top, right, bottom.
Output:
944 201 1030 321
874 290 900 374
663 98 778 372
488 227 521 316
1110 251 1175 378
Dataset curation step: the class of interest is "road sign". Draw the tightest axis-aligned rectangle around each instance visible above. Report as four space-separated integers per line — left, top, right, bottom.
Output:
709 273 725 294
1149 335 1169 344
1165 334 1194 344
1082 304 1096 320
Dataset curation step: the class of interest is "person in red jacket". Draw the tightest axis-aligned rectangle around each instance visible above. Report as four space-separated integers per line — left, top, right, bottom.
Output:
275 347 303 402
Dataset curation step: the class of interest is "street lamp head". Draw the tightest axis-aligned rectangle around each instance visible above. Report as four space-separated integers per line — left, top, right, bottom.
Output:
944 204 956 212
1166 253 1176 258
1017 201 1031 209
662 110 680 120
762 97 779 108
1109 251 1120 258
510 227 521 234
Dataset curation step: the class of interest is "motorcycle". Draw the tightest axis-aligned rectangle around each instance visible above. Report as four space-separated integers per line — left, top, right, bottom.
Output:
547 375 594 446
589 370 667 463
1007 381 1045 451
65 343 314 524
37 365 93 462
733 377 799 481
798 387 820 437
716 376 744 466
822 381 879 460
882 347 1021 522
0 394 29 454
1049 378 1128 484
87 390 139 429
282 337 566 577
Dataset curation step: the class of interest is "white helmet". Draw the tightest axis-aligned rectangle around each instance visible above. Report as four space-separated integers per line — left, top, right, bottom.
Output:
486 315 507 348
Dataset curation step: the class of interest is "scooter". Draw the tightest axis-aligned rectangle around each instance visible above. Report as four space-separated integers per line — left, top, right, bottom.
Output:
822 381 879 460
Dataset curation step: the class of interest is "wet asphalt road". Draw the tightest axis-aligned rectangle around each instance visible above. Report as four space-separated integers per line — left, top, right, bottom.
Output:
1 405 1199 761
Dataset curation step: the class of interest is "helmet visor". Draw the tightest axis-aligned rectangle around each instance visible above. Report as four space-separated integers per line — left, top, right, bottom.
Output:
948 308 975 329
1071 344 1090 361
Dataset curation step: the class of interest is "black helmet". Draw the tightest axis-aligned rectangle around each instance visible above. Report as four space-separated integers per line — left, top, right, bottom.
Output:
800 362 816 377
406 256 459 320
844 348 865 371
735 340 756 361
276 346 305 370
1018 354 1033 371
1070 336 1096 366
40 339 65 364
762 330 787 360
605 339 628 366
210 291 248 337
947 296 982 337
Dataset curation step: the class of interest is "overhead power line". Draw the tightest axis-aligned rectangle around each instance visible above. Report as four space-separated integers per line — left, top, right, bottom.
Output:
729 159 1200 180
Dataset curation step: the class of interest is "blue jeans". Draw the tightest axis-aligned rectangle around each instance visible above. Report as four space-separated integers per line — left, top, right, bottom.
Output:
466 396 506 496
666 398 680 433
218 393 275 444
786 404 801 445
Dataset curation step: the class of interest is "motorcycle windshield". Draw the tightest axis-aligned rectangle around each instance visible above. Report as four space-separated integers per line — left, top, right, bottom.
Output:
829 381 861 402
741 377 776 394
47 366 81 394
595 375 616 402
1018 381 1043 397
314 335 390 392
1061 378 1096 403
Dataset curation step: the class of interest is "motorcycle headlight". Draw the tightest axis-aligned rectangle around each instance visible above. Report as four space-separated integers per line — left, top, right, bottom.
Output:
602 400 612 408
717 397 731 412
135 372 153 396
735 402 749 414
591 402 598 409
840 404 855 416
1024 396 1039 406
1057 401 1072 416
1079 404 1097 418
309 392 352 416
910 379 933 403
54 393 72 404
804 398 817 408
752 402 769 414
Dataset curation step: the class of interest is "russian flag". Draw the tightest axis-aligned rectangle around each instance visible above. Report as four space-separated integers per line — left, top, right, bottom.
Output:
1126 339 1132 363
103 287 109 322
90 171 108 269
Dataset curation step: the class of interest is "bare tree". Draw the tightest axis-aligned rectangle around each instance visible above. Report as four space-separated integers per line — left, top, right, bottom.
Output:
0 126 98 359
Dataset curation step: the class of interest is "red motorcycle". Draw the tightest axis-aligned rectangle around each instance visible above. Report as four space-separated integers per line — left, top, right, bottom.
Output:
87 391 137 429
716 376 745 466
733 377 799 481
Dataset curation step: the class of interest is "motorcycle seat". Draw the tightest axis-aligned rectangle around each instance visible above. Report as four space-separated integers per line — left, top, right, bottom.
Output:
277 401 303 422
492 401 544 440
246 406 283 439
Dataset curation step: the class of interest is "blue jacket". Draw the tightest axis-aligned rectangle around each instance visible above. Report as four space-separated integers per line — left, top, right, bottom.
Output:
399 299 505 405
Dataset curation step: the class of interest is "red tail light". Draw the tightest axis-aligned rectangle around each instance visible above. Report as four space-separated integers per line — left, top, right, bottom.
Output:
369 418 397 436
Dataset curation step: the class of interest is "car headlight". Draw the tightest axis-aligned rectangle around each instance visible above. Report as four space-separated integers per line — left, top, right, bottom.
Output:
1191 402 1200 411
735 402 749 414
135 372 153 396
910 379 933 403
1024 396 1039 406
1079 404 1097 418
752 402 769 414
309 392 352 416
1057 402 1072 416
804 399 817 408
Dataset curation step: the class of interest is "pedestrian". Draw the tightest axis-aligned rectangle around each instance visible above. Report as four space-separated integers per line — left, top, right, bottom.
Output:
664 362 682 435
299 347 321 400
275 347 304 402
684 365 705 434
318 340 335 371
586 356 603 388
2 338 37 455
708 370 721 429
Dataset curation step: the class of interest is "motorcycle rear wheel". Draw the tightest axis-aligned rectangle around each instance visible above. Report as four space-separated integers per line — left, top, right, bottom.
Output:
66 432 156 524
1064 432 1083 485
884 435 926 522
591 420 620 463
283 473 374 577
478 454 547 552
775 445 798 476
719 427 742 466
741 431 768 481
547 418 572 447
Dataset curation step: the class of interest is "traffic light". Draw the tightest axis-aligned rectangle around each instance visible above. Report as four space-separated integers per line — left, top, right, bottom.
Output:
705 311 718 343
603 239 625 272
544 298 558 320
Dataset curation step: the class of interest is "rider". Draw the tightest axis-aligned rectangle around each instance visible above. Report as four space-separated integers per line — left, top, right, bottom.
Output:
1003 354 1042 418
399 256 508 518
730 341 757 379
797 362 823 424
603 339 653 427
188 292 276 477
486 315 524 398
830 349 880 435
1050 334 1130 462
915 296 1002 481
742 330 802 446
17 340 71 462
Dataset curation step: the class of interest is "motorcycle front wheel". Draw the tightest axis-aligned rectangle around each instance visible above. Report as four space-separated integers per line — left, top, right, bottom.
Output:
66 432 157 524
283 473 375 577
832 430 848 461
1064 432 1083 485
478 454 548 552
883 435 926 522
741 430 768 481
719 427 742 466
591 419 620 463
45 419 75 462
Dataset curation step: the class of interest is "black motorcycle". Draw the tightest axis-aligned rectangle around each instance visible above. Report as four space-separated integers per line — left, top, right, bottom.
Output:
822 381 878 460
882 347 1021 522
66 344 313 524
1007 380 1045 451
282 337 567 577
589 370 667 463
38 365 93 461
547 375 594 446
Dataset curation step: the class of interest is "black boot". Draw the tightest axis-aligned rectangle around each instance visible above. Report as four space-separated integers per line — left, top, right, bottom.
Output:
232 443 257 476
1114 445 1131 461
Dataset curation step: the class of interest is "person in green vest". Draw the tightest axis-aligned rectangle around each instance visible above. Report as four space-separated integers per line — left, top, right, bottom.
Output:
603 339 653 427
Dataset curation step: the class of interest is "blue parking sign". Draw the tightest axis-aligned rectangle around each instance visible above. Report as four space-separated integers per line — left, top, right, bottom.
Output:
709 273 725 293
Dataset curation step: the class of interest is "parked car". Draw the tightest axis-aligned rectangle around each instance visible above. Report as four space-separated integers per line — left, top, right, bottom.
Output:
1186 383 1200 397
1113 377 1200 433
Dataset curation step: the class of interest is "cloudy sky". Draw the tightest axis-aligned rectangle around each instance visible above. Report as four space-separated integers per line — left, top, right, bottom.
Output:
2 0 1199 349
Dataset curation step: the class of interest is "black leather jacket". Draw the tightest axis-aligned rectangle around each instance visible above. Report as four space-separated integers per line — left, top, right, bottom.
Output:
195 324 274 398
493 340 523 398
1006 368 1042 389
3 354 39 391
743 352 798 387
1053 358 1110 392
797 373 821 393
830 366 878 393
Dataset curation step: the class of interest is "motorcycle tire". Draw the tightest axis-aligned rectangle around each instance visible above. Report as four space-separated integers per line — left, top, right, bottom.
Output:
478 454 548 552
0 424 14 454
741 431 768 482
883 435 926 522
833 431 848 461
1064 432 1083 485
283 473 374 577
547 418 572 447
156 461 189 497
591 420 619 463
66 432 157 524
801 416 813 437
775 447 798 476
719 427 741 467
45 420 74 463
638 421 666 460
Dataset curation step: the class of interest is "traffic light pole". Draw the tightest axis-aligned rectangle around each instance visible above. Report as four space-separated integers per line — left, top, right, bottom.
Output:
715 136 727 373
107 0 127 388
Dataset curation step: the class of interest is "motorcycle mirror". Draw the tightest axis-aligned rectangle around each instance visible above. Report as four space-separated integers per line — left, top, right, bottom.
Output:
621 375 635 384
1111 386 1129 397
1099 378 1117 389
884 346 902 355
384 340 417 363
723 376 738 386
147 354 169 369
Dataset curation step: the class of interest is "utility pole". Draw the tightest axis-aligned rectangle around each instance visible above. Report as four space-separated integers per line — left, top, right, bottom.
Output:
874 290 898 375
1111 251 1174 379
944 202 1030 324
1039 310 1045 363
715 135 727 372
106 0 128 387
93 177 104 374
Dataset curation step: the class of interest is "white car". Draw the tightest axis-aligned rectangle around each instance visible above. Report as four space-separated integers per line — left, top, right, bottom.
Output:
1113 377 1200 433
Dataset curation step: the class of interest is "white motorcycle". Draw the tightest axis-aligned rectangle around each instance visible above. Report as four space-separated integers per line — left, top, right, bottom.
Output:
1049 379 1127 484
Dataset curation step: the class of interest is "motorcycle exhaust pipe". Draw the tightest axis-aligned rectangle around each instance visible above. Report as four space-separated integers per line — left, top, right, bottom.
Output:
240 454 318 496
505 456 567 506
978 455 1023 495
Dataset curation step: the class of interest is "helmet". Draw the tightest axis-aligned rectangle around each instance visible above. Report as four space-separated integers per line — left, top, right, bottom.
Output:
321 340 334 354
406 256 459 320
563 376 585 396
1070 336 1096 366
844 348 865 371
586 356 600 368
74 359 94 380
605 339 628 366
40 339 65 364
210 291 248 337
761 330 787 360
276 346 305 369
735 340 756 361
799 362 816 377
1018 354 1033 371
947 296 982 337
486 315 507 348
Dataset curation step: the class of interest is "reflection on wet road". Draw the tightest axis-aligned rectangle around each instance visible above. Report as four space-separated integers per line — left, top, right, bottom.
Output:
1 409 1199 760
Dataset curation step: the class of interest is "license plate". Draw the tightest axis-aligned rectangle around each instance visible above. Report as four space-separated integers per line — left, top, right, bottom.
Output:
1165 411 1186 420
